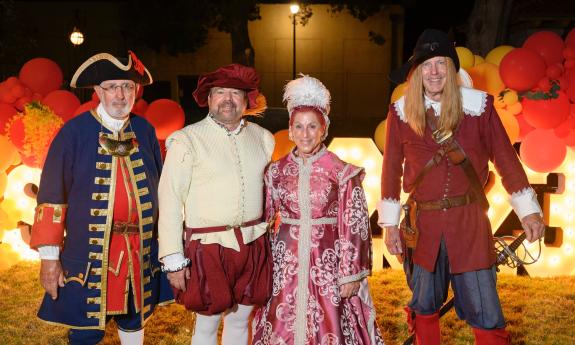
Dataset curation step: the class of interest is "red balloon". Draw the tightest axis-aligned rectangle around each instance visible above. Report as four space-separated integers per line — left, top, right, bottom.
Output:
515 113 535 141
567 84 575 103
520 129 566 172
131 99 148 116
10 84 25 99
566 28 575 48
523 31 565 66
7 116 25 151
564 46 575 60
546 63 563 80
563 129 575 147
42 90 81 122
14 96 31 111
18 58 63 96
158 139 166 160
143 99 185 140
5 76 19 88
1 89 17 104
521 91 570 129
74 100 99 116
0 104 17 134
499 48 546 91
554 115 575 138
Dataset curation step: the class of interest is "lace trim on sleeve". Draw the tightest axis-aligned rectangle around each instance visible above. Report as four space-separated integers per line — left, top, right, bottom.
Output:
510 187 543 220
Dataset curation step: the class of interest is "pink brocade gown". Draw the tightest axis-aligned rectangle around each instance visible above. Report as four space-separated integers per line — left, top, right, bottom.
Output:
252 147 385 345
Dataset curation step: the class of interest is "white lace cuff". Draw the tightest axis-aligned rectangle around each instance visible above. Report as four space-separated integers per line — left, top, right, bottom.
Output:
38 245 60 260
377 198 401 227
510 187 542 220
160 252 190 272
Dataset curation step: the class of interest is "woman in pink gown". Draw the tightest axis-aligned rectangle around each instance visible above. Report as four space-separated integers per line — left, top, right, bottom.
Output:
252 75 384 345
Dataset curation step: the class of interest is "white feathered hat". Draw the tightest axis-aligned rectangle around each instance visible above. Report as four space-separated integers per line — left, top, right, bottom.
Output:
283 74 331 137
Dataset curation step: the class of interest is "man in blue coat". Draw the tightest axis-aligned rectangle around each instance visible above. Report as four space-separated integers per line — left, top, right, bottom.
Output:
30 51 173 344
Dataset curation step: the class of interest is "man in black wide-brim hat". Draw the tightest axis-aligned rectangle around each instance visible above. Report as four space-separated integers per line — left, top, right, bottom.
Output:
30 51 173 344
378 29 545 345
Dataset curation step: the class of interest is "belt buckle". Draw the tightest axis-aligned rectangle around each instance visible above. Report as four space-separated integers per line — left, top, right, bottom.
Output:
432 129 453 144
440 198 451 210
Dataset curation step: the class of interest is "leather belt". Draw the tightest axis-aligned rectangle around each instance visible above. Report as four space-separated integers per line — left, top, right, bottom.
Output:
417 192 475 211
184 218 262 239
112 221 140 233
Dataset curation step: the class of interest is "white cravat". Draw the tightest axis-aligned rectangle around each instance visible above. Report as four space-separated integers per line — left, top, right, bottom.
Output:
424 95 441 116
97 103 128 133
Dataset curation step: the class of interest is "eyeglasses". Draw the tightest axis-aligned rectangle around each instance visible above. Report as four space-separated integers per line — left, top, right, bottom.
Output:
98 82 136 94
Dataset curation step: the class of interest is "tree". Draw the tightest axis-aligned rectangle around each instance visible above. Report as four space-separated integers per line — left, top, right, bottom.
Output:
122 0 261 66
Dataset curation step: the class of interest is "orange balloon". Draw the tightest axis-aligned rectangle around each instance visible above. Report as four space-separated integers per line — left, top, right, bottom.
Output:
272 129 295 161
468 63 505 96
496 108 519 144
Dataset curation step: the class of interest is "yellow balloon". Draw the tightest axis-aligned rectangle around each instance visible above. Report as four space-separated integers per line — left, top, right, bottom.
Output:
0 199 22 230
456 46 475 70
272 129 295 161
474 55 485 66
0 172 6 197
502 90 519 106
374 119 387 152
485 45 514 66
391 82 407 103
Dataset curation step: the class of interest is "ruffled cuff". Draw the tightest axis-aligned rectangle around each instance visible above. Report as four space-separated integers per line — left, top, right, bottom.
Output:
377 198 401 227
38 245 60 260
160 252 190 272
510 187 542 220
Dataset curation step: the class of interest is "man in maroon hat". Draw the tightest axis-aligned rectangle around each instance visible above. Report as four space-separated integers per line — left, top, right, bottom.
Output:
30 51 172 344
378 29 545 344
158 63 274 345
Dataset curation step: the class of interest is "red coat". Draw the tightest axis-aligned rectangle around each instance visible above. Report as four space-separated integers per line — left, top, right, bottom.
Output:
381 88 532 273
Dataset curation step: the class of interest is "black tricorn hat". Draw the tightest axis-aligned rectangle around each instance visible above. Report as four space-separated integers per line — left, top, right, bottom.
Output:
70 50 152 88
389 29 460 84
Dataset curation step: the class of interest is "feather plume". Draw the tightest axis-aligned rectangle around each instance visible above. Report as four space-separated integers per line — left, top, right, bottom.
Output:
283 75 331 116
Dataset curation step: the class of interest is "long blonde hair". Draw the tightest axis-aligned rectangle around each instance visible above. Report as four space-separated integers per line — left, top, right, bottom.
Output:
403 58 462 137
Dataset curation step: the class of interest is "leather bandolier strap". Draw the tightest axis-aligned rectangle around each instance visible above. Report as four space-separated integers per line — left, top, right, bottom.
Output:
424 107 489 211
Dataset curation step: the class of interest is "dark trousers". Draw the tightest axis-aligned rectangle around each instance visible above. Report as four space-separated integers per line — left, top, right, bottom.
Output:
68 288 142 345
405 238 505 329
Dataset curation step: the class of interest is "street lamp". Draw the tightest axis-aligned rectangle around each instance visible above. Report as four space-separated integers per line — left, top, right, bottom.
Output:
290 3 300 80
69 27 84 46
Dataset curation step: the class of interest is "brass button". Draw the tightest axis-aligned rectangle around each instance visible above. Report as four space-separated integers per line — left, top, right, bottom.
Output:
90 286 96 289
90 226 97 231
95 194 102 200
94 210 100 216
54 209 61 217
78 273 84 279
88 300 95 304
90 254 96 259
98 178 104 184
90 269 97 275
91 240 98 245
99 163 106 169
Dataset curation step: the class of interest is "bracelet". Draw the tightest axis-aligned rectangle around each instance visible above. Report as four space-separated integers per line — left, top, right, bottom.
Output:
160 258 191 273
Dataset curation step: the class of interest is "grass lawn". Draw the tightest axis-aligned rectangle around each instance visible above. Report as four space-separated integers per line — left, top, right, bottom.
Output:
1 262 574 344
